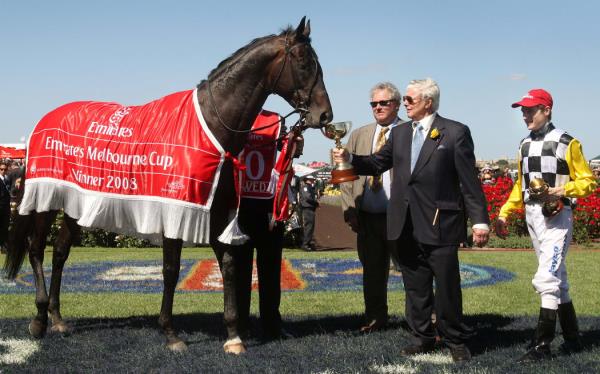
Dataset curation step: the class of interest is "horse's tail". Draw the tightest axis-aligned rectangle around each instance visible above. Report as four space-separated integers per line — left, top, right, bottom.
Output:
3 174 33 280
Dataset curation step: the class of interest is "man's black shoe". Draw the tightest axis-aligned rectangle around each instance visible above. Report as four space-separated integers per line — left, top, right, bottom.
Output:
450 345 471 363
359 319 387 333
301 246 315 252
517 344 553 363
559 339 583 355
400 343 435 356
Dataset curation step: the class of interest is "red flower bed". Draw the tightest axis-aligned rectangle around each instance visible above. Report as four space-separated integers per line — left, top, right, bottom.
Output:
482 177 527 236
573 186 600 240
482 177 600 241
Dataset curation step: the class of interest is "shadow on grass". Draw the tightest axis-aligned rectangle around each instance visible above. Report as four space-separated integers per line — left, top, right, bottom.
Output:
465 314 600 355
4 312 599 353
2 313 600 373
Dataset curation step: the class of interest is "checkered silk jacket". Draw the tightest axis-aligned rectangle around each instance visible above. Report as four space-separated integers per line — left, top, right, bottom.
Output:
519 123 573 202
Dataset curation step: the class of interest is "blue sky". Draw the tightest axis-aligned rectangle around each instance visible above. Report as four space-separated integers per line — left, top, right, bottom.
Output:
2 1 600 162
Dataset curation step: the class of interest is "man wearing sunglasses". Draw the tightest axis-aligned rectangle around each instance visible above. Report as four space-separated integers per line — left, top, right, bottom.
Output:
496 89 596 362
340 82 406 333
334 78 489 362
0 160 12 254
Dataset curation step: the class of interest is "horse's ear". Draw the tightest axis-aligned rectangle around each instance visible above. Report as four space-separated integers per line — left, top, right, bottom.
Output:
304 19 311 38
295 16 310 40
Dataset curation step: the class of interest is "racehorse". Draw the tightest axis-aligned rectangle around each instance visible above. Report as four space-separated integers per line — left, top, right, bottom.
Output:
3 17 332 354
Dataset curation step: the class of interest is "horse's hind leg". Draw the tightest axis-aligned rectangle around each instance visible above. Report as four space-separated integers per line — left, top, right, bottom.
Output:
28 211 58 338
48 214 79 335
159 237 187 352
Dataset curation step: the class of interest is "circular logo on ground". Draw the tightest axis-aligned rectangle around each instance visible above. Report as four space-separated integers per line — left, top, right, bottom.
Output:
1 259 513 294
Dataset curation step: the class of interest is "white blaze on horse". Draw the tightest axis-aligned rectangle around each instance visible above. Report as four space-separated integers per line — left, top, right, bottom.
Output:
3 17 332 354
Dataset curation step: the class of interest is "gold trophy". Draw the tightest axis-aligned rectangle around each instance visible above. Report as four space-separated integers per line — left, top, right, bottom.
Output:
528 178 564 217
322 121 359 184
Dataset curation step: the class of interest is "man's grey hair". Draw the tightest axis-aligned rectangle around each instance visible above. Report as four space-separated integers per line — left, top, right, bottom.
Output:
407 78 440 112
370 82 401 102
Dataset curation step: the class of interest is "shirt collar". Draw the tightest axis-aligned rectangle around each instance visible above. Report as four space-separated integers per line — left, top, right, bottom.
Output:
530 122 554 141
377 117 400 129
376 118 399 134
413 112 437 132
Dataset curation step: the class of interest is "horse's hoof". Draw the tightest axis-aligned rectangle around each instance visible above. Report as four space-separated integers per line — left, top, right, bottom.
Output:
167 340 188 353
28 320 47 338
50 322 72 336
223 337 246 355
224 343 246 355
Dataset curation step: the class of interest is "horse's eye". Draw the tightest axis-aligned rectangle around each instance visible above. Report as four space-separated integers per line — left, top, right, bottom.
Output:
298 52 312 69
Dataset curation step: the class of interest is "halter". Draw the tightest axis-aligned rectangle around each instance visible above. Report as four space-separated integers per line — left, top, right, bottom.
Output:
206 34 319 134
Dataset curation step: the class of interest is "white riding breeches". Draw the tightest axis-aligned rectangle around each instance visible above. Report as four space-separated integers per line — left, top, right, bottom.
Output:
525 203 573 310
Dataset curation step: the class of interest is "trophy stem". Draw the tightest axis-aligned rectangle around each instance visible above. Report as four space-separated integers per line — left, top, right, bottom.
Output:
322 121 359 184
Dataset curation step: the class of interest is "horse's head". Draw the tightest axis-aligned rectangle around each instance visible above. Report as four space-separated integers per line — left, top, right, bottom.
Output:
269 17 333 129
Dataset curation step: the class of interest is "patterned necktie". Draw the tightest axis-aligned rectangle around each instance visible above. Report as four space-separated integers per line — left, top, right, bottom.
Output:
410 122 424 173
369 127 389 191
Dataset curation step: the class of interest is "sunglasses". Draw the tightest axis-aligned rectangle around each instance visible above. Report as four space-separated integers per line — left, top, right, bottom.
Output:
369 99 395 108
402 96 421 105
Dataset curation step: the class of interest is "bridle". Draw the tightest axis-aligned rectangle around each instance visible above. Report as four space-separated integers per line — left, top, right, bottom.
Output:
206 34 321 134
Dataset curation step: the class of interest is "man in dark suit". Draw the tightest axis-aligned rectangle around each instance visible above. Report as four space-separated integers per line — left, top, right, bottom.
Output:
334 78 489 362
0 160 12 253
300 175 319 251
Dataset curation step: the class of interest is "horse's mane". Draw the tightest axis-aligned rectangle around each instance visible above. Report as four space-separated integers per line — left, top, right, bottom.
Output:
197 26 310 88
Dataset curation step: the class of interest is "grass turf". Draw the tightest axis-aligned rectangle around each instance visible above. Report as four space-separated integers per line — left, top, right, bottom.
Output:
1 247 600 372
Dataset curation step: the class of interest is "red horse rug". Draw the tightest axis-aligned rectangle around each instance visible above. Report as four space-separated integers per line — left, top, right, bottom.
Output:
21 89 229 244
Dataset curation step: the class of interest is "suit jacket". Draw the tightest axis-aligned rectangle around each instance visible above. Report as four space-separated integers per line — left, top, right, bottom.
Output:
300 182 318 209
340 119 404 222
0 174 11 206
352 114 489 245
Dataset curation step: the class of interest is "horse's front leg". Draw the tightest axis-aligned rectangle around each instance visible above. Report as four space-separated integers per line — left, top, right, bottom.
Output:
159 237 187 352
213 241 247 354
28 212 57 338
48 214 79 335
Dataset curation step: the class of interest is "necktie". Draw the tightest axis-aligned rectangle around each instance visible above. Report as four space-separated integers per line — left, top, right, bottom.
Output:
410 122 424 173
369 127 389 191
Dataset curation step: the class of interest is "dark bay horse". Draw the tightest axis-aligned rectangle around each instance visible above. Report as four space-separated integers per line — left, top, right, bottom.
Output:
3 17 332 353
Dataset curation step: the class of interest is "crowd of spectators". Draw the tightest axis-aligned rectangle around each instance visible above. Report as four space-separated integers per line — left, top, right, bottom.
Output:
1 158 25 207
1 158 24 253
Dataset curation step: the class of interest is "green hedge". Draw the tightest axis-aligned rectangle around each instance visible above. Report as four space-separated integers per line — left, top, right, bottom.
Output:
485 234 532 249
48 211 152 248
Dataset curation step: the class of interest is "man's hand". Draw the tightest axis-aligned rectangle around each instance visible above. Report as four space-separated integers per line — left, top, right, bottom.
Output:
346 213 359 233
543 186 565 202
293 134 304 158
495 217 509 239
332 148 350 164
472 228 489 247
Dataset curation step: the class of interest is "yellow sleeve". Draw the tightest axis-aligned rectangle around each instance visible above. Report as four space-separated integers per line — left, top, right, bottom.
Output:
564 139 597 198
499 155 524 218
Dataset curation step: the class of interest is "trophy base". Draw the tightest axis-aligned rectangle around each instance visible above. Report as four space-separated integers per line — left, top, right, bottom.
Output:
542 199 564 217
330 169 359 184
